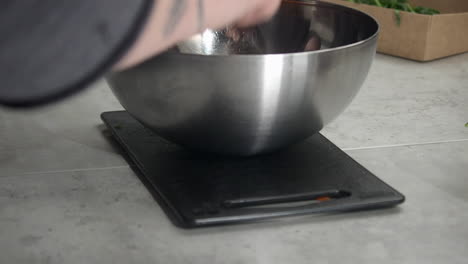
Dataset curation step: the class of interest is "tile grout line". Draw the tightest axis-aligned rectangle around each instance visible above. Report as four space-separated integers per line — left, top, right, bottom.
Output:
7 138 468 176
22 165 131 176
342 138 468 151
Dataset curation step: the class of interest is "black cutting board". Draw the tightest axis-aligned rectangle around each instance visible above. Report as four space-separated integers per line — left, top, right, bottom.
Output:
102 111 404 228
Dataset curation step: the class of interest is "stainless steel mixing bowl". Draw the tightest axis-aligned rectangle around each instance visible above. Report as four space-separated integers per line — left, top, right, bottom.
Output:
107 0 379 156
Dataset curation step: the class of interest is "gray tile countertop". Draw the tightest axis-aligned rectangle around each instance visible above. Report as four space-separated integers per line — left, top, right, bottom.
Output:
1 53 467 264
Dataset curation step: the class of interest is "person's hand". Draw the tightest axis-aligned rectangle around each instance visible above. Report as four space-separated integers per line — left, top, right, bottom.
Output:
115 0 282 70
205 0 282 28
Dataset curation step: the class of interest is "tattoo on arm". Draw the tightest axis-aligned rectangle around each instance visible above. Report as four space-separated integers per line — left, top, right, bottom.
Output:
163 0 188 37
197 0 205 32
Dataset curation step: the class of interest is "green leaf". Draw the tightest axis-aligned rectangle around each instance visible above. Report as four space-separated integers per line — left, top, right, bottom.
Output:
343 0 441 18
465 123 468 128
405 3 415 13
394 9 401 26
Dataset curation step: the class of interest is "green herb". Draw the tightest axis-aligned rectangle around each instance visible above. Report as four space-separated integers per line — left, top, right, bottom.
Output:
465 123 468 128
394 9 401 26
345 0 440 26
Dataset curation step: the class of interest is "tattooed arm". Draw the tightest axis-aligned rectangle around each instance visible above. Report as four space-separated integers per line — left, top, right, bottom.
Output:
0 0 280 107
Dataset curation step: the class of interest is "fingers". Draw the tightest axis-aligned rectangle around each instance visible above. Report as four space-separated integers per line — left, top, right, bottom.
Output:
115 0 282 70
236 0 282 27
204 0 281 29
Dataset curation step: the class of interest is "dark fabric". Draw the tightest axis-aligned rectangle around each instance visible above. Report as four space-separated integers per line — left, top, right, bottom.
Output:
0 0 153 107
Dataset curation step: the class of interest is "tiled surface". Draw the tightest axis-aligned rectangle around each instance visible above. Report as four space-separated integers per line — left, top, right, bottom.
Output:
0 80 127 176
1 53 468 263
1 141 467 264
323 53 468 149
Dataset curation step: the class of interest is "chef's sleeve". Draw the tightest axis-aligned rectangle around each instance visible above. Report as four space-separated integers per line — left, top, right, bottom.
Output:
0 0 153 107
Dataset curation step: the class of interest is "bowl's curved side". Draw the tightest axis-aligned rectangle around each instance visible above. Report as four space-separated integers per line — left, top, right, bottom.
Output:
107 0 379 156
107 36 377 156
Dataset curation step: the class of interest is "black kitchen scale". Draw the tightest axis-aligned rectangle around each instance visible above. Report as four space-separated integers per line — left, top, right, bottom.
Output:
101 111 404 228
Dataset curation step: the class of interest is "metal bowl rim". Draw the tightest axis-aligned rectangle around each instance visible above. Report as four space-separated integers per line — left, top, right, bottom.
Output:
165 0 380 59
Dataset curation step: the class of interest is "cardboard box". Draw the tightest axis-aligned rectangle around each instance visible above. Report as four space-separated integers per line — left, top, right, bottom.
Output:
322 0 468 61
